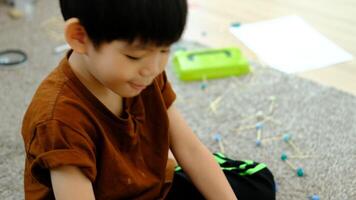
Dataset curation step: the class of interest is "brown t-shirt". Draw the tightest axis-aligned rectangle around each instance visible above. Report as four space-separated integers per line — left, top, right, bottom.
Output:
21 50 177 200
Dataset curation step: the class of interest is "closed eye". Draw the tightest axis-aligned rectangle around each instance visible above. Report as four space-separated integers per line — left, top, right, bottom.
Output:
126 55 141 61
161 49 171 53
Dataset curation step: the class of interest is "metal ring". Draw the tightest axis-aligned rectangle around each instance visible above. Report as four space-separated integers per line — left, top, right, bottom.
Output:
0 49 28 66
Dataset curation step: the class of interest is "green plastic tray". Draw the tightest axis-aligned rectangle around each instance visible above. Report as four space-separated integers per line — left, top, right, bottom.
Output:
172 47 250 81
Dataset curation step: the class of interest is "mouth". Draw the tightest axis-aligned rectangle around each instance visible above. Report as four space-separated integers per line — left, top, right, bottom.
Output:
128 82 148 91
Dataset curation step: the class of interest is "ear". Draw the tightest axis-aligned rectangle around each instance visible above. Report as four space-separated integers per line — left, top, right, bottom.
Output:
64 18 91 54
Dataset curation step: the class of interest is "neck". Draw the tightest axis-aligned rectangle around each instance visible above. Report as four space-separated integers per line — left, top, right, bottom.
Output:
68 51 109 96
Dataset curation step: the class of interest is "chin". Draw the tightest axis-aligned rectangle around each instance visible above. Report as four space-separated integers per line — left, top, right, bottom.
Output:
124 92 141 98
110 84 146 98
113 89 142 98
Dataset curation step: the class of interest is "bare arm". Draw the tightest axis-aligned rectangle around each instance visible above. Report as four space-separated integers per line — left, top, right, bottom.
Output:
50 165 96 200
168 105 237 200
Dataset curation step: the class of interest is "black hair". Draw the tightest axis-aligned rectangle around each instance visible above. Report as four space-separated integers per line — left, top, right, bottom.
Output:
59 0 188 48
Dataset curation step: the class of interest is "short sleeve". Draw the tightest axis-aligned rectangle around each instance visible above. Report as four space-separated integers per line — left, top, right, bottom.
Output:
156 71 176 109
27 119 97 187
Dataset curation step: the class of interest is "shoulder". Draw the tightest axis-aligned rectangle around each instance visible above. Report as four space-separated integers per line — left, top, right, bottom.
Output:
22 67 96 144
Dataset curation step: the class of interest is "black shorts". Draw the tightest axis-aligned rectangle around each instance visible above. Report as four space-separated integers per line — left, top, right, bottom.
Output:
165 152 276 200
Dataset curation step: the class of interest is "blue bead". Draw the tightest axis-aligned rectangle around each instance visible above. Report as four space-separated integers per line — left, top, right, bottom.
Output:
255 140 262 147
296 167 304 177
310 195 320 200
282 134 291 142
231 22 241 28
213 134 222 142
281 152 288 161
200 83 208 90
255 123 263 130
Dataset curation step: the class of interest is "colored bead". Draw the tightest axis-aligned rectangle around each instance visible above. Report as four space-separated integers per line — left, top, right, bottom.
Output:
200 82 208 90
281 152 288 161
309 194 320 200
296 167 304 177
255 122 263 130
231 22 241 28
255 139 262 147
256 111 264 120
213 134 222 142
282 134 291 142
269 96 276 101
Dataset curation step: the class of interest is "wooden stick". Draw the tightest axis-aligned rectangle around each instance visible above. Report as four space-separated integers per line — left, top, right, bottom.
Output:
288 141 304 156
218 140 225 154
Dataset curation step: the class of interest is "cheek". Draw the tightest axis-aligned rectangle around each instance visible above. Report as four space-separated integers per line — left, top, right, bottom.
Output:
159 54 169 70
93 54 135 83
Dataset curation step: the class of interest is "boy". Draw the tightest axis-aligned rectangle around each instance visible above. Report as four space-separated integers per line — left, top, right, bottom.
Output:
21 0 275 199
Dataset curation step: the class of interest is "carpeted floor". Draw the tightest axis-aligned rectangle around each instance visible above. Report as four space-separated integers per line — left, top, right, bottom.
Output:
169 41 356 200
0 1 355 199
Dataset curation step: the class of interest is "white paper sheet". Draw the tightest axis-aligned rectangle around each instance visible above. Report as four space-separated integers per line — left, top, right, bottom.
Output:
230 15 353 73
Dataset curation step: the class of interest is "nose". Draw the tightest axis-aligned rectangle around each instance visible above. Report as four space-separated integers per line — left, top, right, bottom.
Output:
140 53 161 77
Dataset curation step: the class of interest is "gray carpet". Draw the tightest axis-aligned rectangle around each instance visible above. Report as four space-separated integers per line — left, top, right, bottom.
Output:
0 1 355 199
169 42 356 200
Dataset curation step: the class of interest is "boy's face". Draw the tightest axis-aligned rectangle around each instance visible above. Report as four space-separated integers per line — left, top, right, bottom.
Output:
84 40 171 98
